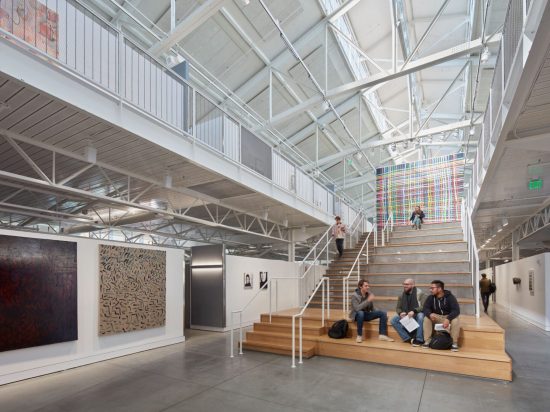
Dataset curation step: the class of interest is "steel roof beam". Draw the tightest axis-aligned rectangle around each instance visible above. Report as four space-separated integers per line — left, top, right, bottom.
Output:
269 34 502 126
149 0 226 57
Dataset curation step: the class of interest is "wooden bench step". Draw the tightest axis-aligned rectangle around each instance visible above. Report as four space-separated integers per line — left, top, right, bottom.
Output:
242 340 316 358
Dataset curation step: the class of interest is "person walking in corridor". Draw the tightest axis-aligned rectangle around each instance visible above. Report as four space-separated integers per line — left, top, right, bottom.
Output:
332 216 346 258
479 273 492 313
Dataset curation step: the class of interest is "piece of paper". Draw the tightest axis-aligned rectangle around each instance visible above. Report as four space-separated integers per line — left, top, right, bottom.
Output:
434 323 449 332
399 316 419 333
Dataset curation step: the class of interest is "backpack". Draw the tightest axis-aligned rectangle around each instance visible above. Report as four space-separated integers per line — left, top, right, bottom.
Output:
429 332 453 350
489 282 497 294
328 319 349 339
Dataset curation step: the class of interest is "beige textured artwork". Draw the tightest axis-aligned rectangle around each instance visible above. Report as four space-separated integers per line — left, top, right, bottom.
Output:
99 245 166 335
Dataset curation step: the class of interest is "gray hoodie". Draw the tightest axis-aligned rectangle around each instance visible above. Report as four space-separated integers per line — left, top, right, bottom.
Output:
349 288 374 320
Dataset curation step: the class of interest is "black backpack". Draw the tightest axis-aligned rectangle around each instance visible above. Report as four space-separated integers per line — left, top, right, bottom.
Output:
429 332 453 350
328 319 349 339
489 282 497 294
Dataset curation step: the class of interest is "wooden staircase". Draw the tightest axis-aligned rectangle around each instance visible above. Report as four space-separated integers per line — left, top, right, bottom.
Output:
241 221 512 380
310 221 476 315
242 309 512 381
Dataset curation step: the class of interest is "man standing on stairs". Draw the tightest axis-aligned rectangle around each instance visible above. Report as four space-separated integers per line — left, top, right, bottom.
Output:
479 273 492 313
350 279 395 343
390 279 427 346
422 280 461 352
332 216 347 258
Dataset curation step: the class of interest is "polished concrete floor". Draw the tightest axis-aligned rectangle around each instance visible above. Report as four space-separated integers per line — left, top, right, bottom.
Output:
1 305 549 412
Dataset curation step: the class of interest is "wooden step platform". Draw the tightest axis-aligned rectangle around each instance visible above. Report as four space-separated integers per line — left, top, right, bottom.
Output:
241 308 511 381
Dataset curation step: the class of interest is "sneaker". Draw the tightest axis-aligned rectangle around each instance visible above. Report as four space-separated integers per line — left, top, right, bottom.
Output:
379 335 394 342
356 335 363 343
411 339 423 347
451 343 459 352
421 341 430 349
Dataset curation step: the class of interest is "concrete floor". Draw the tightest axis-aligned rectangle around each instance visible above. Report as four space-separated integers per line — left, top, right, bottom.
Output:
1 305 549 412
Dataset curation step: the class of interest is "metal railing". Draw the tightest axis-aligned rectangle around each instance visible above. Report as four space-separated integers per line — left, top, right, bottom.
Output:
229 211 368 358
342 212 392 315
298 212 366 304
0 0 360 221
291 276 330 368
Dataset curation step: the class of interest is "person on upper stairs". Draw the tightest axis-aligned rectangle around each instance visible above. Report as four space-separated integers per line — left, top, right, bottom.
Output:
331 216 347 258
349 279 394 344
421 280 461 352
410 205 425 229
390 278 427 346
479 273 492 313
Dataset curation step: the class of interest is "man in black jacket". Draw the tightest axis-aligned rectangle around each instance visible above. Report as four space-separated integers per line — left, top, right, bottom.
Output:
422 280 461 351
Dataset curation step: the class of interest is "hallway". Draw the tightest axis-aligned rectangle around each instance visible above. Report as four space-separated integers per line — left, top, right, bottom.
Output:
0 306 548 412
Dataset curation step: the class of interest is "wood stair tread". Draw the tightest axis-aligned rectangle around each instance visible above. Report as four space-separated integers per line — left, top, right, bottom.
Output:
315 336 511 362
374 250 467 256
367 260 469 265
376 240 467 247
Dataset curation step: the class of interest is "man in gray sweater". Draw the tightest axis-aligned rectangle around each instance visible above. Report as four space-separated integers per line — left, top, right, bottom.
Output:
349 279 394 343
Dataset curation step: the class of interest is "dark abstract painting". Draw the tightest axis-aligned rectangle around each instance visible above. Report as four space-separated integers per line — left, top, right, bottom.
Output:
0 235 78 352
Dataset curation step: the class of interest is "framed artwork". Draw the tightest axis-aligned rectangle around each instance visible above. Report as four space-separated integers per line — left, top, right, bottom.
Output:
259 271 268 290
0 235 77 352
99 245 166 335
243 272 253 289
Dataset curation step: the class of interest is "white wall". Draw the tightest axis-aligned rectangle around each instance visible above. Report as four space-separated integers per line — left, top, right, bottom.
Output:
0 229 185 385
225 255 326 330
495 252 550 331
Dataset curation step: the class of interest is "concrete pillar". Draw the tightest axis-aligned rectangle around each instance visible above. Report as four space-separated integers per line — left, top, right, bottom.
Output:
512 230 520 261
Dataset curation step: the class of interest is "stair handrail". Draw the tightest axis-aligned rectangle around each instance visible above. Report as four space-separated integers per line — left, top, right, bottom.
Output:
230 274 303 358
298 212 365 304
230 212 366 358
342 229 373 315
463 198 481 317
342 212 392 315
291 276 330 368
380 211 394 247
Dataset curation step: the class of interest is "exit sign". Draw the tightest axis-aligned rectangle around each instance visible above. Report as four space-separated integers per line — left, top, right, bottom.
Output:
529 178 543 190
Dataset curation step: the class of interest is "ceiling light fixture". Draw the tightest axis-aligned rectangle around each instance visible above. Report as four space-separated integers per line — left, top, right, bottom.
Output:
241 0 250 5
322 100 330 111
469 127 475 136
354 152 363 160
502 217 509 227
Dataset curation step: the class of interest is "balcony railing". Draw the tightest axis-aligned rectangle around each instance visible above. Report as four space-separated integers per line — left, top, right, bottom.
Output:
0 0 358 221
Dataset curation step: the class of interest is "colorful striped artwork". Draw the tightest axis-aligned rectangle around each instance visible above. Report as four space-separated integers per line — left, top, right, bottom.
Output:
376 153 464 227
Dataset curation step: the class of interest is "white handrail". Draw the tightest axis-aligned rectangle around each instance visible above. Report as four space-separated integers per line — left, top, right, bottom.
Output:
230 273 306 358
299 212 364 303
342 230 373 315
291 276 330 368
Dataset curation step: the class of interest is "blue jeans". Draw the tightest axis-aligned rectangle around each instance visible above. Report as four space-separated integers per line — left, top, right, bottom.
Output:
390 312 425 342
412 216 422 228
355 310 388 336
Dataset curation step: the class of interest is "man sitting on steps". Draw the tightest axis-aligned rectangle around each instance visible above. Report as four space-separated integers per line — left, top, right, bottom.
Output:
390 278 427 346
421 280 461 352
349 279 394 343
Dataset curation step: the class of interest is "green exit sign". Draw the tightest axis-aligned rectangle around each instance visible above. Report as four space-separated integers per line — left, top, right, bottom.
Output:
529 178 543 190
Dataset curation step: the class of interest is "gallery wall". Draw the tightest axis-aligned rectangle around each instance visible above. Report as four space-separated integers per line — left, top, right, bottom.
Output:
0 228 185 385
225 255 327 330
495 253 550 331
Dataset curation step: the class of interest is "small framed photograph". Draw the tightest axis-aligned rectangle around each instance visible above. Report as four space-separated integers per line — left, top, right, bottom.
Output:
244 273 253 289
259 271 268 290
